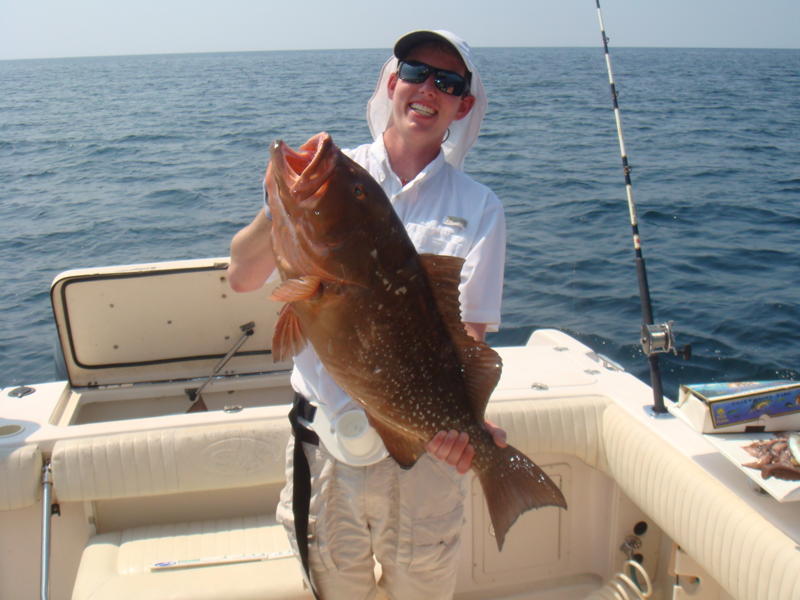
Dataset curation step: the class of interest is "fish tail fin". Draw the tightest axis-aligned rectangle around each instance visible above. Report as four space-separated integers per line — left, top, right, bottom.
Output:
476 444 567 551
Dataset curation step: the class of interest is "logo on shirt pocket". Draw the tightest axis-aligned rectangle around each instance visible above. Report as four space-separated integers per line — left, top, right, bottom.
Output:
443 216 467 230
407 222 467 257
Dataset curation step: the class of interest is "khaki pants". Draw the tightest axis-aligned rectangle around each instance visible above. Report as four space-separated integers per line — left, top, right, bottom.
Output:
277 437 466 600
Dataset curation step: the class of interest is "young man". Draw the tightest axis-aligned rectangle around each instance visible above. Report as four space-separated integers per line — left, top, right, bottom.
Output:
228 30 506 599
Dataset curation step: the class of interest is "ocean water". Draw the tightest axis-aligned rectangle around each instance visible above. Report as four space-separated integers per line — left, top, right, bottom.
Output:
1 47 798 397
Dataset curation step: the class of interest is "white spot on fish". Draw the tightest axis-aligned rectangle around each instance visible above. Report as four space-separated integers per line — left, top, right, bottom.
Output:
395 286 407 295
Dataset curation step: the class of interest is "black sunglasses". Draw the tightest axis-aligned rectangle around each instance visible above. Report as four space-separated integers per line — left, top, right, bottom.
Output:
396 60 470 97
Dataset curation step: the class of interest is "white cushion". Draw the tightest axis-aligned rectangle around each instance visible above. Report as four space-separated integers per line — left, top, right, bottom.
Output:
486 395 609 470
0 444 41 510
602 404 800 600
52 420 289 502
71 514 307 600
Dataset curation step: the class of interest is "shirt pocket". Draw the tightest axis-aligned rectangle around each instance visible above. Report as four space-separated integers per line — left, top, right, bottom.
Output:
406 222 467 257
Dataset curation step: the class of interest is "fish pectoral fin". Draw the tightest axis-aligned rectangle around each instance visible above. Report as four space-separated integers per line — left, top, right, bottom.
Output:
270 276 322 302
365 413 425 469
272 304 307 362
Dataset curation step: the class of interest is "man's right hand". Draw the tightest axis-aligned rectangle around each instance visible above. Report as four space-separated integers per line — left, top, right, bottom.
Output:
426 420 507 474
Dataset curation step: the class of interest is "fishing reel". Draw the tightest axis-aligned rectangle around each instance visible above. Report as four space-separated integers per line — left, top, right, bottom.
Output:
641 321 691 360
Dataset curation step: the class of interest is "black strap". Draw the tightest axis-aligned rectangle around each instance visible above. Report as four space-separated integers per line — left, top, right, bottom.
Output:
288 393 320 600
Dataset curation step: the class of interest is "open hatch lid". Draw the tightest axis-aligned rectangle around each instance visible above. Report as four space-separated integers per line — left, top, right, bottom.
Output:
51 258 290 388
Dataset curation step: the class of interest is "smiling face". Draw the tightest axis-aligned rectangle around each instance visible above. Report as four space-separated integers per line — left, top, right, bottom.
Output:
385 43 475 152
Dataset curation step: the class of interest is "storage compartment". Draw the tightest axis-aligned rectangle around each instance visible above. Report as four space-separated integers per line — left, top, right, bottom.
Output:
49 258 293 425
54 373 294 426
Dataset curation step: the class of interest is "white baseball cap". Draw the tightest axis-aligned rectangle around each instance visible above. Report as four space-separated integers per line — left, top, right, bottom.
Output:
366 29 487 170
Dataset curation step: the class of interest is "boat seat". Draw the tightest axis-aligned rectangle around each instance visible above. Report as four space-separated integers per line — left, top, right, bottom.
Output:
50 418 309 600
602 403 800 600
51 419 289 502
0 444 42 510
489 396 800 599
49 394 800 599
485 395 610 472
70 514 307 600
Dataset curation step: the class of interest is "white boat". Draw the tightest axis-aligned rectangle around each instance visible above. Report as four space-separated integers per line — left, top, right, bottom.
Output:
1 257 798 600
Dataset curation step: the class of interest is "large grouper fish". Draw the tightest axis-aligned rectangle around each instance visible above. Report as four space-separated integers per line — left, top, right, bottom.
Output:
265 132 566 550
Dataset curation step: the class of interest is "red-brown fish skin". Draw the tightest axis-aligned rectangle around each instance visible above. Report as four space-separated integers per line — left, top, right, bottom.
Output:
265 132 566 550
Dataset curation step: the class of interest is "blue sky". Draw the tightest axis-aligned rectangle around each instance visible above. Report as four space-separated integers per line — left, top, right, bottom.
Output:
2 0 798 60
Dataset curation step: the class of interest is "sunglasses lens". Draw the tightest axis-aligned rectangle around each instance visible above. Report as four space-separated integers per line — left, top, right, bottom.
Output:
434 73 466 96
398 61 430 83
397 61 467 96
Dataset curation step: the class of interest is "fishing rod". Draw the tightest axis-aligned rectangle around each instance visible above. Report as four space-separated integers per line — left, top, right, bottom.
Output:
594 0 690 414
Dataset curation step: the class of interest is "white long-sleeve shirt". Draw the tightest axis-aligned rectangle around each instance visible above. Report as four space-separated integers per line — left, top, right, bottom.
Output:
290 135 506 429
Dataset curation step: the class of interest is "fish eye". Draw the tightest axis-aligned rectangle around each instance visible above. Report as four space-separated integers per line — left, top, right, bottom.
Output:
353 185 366 200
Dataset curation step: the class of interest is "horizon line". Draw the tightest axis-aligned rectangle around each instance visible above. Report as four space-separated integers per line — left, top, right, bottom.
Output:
3 44 799 63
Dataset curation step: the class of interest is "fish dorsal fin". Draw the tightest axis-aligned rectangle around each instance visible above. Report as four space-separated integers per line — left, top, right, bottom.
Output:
272 304 308 362
419 253 503 422
418 254 464 322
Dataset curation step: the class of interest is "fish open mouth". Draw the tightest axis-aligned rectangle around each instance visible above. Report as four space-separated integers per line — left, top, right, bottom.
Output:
270 132 336 200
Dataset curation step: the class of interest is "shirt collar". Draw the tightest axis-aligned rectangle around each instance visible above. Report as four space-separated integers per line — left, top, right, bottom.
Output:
369 136 447 190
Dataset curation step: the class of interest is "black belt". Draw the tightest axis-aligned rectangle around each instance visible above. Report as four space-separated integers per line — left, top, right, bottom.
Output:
288 393 320 599
290 393 319 445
